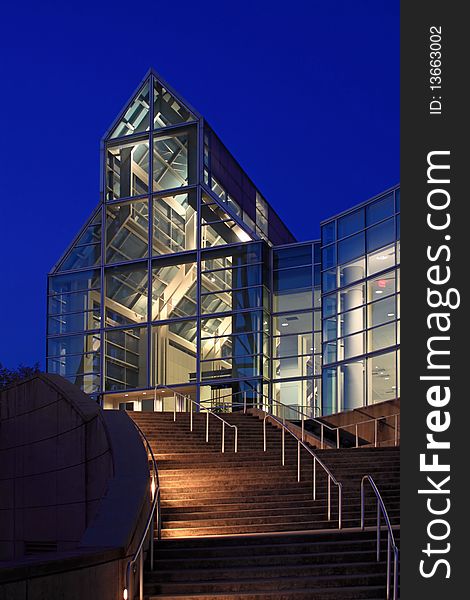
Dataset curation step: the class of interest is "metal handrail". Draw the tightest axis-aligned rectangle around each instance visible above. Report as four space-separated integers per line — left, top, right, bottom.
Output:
155 385 238 453
264 413 343 529
253 390 400 449
123 419 161 600
361 475 399 600
201 391 400 449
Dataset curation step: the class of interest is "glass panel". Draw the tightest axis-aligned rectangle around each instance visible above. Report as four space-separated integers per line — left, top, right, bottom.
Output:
273 312 313 336
368 295 397 327
367 218 396 253
322 293 337 318
322 269 337 292
274 245 312 269
339 307 365 337
59 212 101 271
105 263 148 326
367 272 396 301
274 267 312 292
153 191 196 254
322 244 336 269
338 232 365 264
366 193 394 226
105 327 148 391
274 332 313 359
153 130 196 191
321 221 336 245
339 332 365 360
201 287 262 314
106 199 149 264
274 289 312 312
339 257 365 287
110 82 150 139
323 317 337 342
154 80 196 129
322 367 337 415
337 209 364 239
48 270 101 335
367 244 396 276
106 139 149 200
368 351 397 403
323 341 337 365
368 322 396 352
47 333 100 394
152 320 197 386
339 283 365 312
340 360 365 410
151 256 197 321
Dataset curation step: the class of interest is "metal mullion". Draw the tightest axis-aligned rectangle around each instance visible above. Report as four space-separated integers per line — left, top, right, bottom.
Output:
195 119 205 407
146 78 155 392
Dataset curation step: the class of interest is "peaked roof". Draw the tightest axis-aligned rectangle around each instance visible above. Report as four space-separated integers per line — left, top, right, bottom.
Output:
102 68 202 142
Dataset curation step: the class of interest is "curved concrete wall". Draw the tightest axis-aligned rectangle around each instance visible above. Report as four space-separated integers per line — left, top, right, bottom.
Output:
0 374 150 600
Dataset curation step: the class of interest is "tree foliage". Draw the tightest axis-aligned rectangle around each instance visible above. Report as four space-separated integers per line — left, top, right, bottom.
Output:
0 362 41 389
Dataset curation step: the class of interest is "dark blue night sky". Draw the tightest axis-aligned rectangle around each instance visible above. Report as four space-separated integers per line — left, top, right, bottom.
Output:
0 1 399 369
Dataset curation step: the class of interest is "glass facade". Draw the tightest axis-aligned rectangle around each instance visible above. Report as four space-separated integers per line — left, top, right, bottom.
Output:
321 189 400 414
47 70 400 416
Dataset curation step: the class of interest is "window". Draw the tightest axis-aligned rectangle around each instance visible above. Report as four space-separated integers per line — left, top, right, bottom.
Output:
109 82 150 139
337 209 364 239
105 327 148 391
153 191 196 254
366 193 394 226
107 139 149 200
105 263 148 326
153 129 196 191
106 199 149 264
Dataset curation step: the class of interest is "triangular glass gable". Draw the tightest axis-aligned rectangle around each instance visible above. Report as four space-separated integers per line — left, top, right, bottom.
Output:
58 211 101 272
154 80 196 129
109 81 150 139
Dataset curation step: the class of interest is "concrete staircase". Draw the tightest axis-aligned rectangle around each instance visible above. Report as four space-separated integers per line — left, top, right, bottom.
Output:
129 410 400 599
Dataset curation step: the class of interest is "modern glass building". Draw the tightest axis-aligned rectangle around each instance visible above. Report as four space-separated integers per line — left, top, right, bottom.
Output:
46 69 399 416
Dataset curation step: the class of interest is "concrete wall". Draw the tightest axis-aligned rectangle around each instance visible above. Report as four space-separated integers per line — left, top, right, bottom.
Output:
0 374 151 600
0 375 113 560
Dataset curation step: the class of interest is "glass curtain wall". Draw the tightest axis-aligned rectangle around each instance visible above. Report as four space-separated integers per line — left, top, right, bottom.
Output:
272 242 322 418
321 188 400 414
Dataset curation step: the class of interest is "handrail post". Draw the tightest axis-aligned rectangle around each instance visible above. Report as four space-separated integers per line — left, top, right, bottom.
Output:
234 427 238 453
139 549 143 600
387 531 391 600
338 484 342 529
263 417 267 451
321 425 324 449
222 422 225 453
393 548 399 600
327 476 331 521
301 412 305 442
355 423 358 448
190 398 193 432
394 414 398 446
297 441 301 482
377 501 381 561
282 425 285 466
360 480 365 530
336 428 340 449
313 457 316 500
374 419 378 447
173 393 176 421
243 391 247 414
206 410 209 443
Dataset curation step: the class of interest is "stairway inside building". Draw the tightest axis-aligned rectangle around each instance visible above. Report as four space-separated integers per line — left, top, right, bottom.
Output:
130 410 400 599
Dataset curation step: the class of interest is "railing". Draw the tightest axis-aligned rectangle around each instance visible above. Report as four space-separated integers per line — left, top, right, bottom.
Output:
199 390 400 449
361 475 399 600
156 386 238 453
123 419 161 600
263 413 342 529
